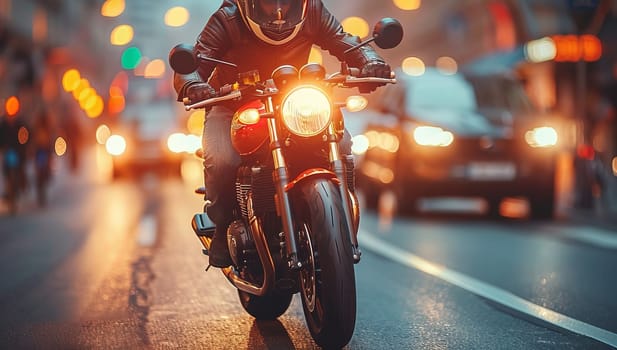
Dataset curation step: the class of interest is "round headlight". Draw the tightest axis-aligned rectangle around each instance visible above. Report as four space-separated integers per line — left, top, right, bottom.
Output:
281 86 331 137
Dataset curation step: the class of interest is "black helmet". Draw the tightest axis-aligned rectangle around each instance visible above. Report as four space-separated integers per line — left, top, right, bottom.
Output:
237 0 307 45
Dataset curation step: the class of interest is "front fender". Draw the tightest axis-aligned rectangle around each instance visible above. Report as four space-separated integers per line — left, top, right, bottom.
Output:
285 168 359 238
284 168 340 193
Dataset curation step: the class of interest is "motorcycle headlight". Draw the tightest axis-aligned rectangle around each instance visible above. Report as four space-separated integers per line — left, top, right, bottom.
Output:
281 86 331 137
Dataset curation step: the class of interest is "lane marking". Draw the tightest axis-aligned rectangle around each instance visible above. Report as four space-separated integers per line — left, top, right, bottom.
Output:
358 229 617 348
137 214 157 247
548 226 617 250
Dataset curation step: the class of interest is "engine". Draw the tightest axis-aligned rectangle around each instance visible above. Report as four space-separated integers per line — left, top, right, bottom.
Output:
226 220 257 268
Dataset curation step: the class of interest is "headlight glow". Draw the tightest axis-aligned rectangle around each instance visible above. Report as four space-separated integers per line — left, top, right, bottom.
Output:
351 134 370 155
525 126 558 148
345 95 368 112
105 134 127 156
167 133 186 153
184 134 202 154
413 126 454 147
238 108 261 125
281 86 331 137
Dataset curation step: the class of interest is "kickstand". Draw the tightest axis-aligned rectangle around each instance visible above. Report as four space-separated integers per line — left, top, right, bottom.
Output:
205 264 213 272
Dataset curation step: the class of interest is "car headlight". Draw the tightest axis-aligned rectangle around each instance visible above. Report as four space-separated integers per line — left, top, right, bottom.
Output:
525 126 558 148
281 86 331 137
105 134 127 156
413 126 454 147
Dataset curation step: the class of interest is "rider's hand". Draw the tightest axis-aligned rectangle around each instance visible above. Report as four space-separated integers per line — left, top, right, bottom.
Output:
360 60 392 79
358 60 391 93
185 82 217 103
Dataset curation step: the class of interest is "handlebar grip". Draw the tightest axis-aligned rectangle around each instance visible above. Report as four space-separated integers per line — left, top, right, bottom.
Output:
218 84 233 96
348 67 361 77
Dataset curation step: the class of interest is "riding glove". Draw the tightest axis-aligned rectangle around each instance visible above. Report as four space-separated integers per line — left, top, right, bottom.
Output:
185 82 217 102
360 60 392 79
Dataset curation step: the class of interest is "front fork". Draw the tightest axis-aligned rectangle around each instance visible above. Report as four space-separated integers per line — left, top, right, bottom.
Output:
267 96 361 268
327 124 362 263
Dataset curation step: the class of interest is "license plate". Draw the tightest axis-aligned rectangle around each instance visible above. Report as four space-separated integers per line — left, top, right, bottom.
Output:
467 162 516 180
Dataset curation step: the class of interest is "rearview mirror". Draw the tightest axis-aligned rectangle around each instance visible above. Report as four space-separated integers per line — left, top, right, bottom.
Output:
373 18 404 49
168 44 198 75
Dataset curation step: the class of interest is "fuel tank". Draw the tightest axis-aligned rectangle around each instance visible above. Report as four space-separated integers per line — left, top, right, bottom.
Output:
231 99 268 155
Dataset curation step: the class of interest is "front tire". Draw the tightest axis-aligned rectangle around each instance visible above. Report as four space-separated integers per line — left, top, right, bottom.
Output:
293 179 356 349
238 290 292 320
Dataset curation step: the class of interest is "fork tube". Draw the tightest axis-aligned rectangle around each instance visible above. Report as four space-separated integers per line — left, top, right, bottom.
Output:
327 124 361 262
265 97 300 268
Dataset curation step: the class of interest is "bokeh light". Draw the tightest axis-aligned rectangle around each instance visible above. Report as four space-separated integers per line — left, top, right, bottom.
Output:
62 69 81 92
96 125 112 145
165 6 190 27
5 96 19 116
308 47 323 65
402 57 425 76
393 0 421 10
101 0 125 17
436 56 458 75
121 47 142 70
18 126 29 144
144 59 166 78
55 137 67 156
108 86 125 114
187 110 206 135
341 16 369 39
85 96 104 118
110 24 134 46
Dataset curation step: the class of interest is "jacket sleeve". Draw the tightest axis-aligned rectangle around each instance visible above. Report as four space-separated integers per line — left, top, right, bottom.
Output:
311 1 386 69
173 3 233 100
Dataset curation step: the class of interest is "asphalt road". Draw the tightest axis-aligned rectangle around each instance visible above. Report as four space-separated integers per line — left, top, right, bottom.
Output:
0 154 616 349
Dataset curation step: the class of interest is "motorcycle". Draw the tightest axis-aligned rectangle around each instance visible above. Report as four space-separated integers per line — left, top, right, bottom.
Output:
169 18 403 349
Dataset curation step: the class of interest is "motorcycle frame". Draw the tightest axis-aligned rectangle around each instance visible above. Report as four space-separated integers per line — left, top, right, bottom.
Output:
222 92 361 296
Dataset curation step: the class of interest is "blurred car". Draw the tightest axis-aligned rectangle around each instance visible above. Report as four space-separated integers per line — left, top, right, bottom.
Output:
104 79 194 179
355 68 565 219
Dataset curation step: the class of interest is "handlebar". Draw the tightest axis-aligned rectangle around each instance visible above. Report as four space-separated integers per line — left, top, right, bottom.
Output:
183 89 242 110
344 76 397 85
181 73 396 111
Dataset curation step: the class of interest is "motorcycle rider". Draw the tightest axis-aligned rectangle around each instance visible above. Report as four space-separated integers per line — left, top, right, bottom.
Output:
173 0 391 268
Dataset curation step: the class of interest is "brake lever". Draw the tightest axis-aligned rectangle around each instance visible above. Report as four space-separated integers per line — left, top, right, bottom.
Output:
183 90 242 110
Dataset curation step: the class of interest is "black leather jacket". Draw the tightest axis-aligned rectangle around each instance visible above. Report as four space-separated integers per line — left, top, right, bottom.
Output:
174 0 386 101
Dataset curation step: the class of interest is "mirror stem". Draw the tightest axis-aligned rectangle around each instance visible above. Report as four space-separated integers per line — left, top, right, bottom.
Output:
196 54 238 68
344 37 376 54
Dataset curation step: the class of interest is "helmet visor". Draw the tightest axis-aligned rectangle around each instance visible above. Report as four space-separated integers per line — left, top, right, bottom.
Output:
245 0 304 29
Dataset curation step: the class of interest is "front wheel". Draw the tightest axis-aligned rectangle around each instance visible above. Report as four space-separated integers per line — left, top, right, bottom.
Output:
237 290 292 320
293 179 356 349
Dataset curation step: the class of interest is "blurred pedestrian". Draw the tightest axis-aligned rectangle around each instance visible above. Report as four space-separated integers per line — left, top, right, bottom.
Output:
0 104 29 207
30 107 55 206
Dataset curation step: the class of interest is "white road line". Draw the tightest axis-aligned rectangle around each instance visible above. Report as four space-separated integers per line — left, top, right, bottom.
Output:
137 214 157 247
358 229 617 348
550 226 617 250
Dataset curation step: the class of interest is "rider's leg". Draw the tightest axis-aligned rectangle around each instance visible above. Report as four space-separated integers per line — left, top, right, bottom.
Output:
202 106 241 267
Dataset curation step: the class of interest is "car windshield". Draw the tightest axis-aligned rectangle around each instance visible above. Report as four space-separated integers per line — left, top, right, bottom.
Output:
469 76 535 113
403 70 536 119
405 72 477 112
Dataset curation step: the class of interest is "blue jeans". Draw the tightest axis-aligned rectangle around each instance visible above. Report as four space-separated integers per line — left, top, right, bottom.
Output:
202 105 353 230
